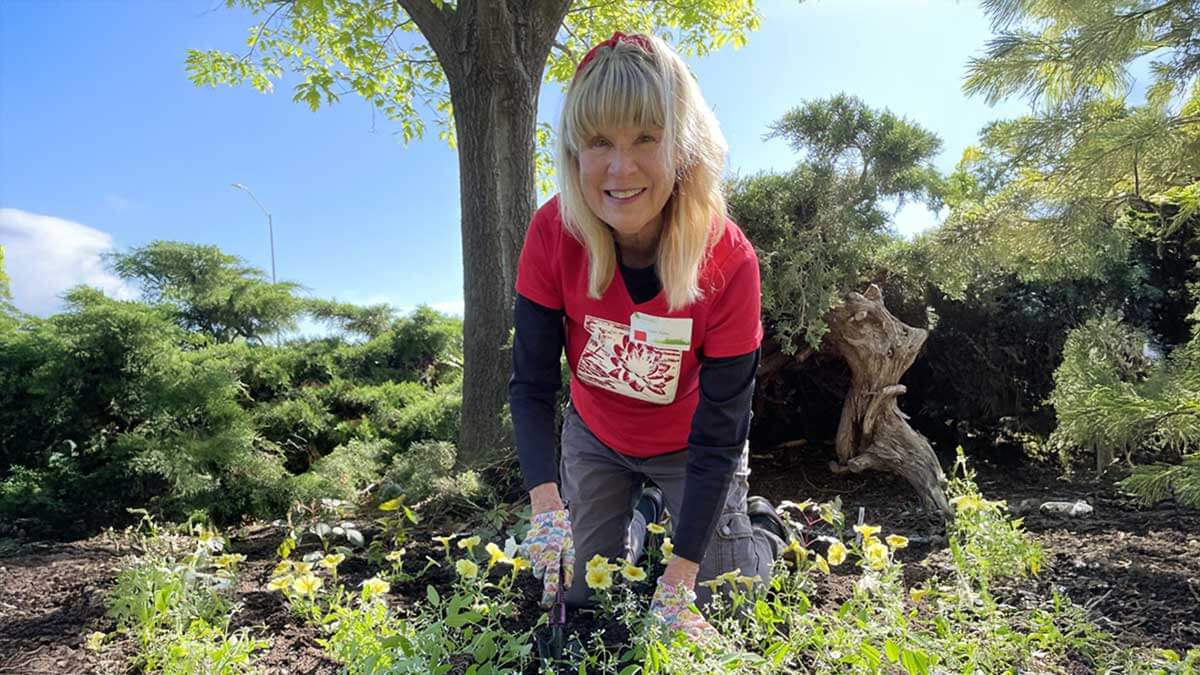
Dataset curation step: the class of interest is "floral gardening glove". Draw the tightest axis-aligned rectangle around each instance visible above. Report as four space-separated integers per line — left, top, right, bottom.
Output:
649 578 720 644
520 508 575 608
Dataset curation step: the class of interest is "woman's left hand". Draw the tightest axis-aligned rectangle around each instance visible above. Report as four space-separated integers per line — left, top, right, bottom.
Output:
649 577 719 643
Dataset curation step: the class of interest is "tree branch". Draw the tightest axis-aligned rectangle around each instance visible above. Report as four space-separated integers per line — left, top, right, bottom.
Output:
239 0 291 65
396 0 456 65
528 0 572 71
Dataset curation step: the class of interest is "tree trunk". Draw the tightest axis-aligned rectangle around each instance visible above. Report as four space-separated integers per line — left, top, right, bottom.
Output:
825 284 950 517
424 0 569 466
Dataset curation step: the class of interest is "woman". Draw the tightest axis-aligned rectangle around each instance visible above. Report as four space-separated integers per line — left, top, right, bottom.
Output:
512 31 789 641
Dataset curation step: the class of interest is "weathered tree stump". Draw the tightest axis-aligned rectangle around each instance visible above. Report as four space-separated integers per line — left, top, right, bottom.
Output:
825 284 950 517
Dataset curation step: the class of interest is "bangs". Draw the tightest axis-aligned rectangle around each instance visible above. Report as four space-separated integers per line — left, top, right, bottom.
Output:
562 52 668 150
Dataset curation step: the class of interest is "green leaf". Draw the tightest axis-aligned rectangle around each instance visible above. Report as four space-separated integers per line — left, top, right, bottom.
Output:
860 643 881 669
446 610 482 629
473 632 497 662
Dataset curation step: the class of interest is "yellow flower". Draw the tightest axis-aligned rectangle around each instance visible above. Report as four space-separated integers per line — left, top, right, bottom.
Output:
586 554 617 574
271 560 294 577
660 537 674 562
378 496 404 511
699 579 724 592
361 576 390 600
585 568 613 590
864 540 890 569
292 574 323 597
267 576 292 592
486 542 511 568
779 499 814 514
386 549 406 562
196 528 223 552
1029 558 1041 576
214 553 246 569
511 557 531 574
85 631 106 652
949 495 994 513
457 535 481 554
736 575 759 590
815 554 831 575
716 569 742 586
784 539 809 563
826 541 847 566
646 522 666 535
620 564 647 582
909 588 929 603
433 535 454 554
456 559 479 578
293 562 314 575
320 553 345 569
886 534 909 550
853 524 881 539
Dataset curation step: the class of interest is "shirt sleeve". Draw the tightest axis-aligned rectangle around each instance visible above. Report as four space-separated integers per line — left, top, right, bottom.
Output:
671 348 760 564
515 206 564 311
509 294 565 492
702 245 763 358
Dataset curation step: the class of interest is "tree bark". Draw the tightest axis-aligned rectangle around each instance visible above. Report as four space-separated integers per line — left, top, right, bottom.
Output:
417 0 569 466
825 284 950 517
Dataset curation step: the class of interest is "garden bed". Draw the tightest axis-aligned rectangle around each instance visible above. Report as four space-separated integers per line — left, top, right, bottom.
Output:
1 451 1196 674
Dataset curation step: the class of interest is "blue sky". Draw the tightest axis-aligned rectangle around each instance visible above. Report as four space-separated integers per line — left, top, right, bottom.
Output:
0 0 1033 319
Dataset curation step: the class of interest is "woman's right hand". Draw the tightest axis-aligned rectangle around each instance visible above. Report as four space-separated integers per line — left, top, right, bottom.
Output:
520 507 575 607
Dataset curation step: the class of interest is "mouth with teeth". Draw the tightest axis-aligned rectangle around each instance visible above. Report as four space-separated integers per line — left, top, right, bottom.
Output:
604 188 646 202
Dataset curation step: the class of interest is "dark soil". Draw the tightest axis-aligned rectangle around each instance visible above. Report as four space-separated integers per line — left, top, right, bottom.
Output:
2 450 1196 674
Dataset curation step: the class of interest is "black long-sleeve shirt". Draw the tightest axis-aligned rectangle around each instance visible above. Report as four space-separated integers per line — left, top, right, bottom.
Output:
510 257 758 563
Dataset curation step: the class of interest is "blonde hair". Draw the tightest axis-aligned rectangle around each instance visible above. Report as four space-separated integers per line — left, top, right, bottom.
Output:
556 33 728 311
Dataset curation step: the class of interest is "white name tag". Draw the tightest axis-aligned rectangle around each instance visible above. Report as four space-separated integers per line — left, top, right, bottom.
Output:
629 312 693 351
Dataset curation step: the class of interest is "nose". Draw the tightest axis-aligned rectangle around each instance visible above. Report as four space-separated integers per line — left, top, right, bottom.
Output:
608 146 638 177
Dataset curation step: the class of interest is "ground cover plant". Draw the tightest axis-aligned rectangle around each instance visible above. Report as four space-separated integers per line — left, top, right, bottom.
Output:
30 452 1187 675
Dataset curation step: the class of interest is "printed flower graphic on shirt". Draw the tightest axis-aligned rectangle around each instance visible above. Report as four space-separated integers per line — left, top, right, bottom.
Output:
577 315 683 404
609 335 674 396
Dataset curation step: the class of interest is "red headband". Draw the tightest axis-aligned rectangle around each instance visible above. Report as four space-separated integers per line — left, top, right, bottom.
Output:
572 31 654 83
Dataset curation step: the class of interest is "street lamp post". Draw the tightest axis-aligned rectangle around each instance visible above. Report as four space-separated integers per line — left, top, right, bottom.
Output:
231 182 276 283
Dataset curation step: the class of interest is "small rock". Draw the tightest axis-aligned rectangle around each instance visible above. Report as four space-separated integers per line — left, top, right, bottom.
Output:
1040 499 1093 517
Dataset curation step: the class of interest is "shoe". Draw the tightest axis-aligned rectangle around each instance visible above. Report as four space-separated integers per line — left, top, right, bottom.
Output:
635 485 664 529
747 495 794 543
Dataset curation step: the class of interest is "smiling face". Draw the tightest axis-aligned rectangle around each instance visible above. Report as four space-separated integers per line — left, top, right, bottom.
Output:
578 126 673 241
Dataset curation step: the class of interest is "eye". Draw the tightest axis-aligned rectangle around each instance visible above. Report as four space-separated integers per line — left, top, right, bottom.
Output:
588 136 611 148
636 134 658 144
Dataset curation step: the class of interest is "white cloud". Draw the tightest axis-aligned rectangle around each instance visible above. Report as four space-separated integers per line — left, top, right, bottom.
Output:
0 208 137 316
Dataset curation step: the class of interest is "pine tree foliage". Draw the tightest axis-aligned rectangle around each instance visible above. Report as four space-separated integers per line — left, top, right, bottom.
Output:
951 1 1200 499
928 0 1200 294
1122 452 1200 506
1114 294 1200 506
1049 313 1199 459
1049 278 1200 501
109 241 304 344
0 243 467 534
729 95 945 352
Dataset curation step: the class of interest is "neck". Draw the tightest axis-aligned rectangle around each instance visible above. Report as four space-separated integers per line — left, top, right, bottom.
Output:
613 213 662 268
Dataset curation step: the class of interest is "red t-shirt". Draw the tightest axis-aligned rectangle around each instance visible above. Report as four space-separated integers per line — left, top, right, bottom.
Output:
515 195 763 458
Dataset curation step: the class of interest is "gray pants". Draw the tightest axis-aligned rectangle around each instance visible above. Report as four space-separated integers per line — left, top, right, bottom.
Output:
559 404 781 612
